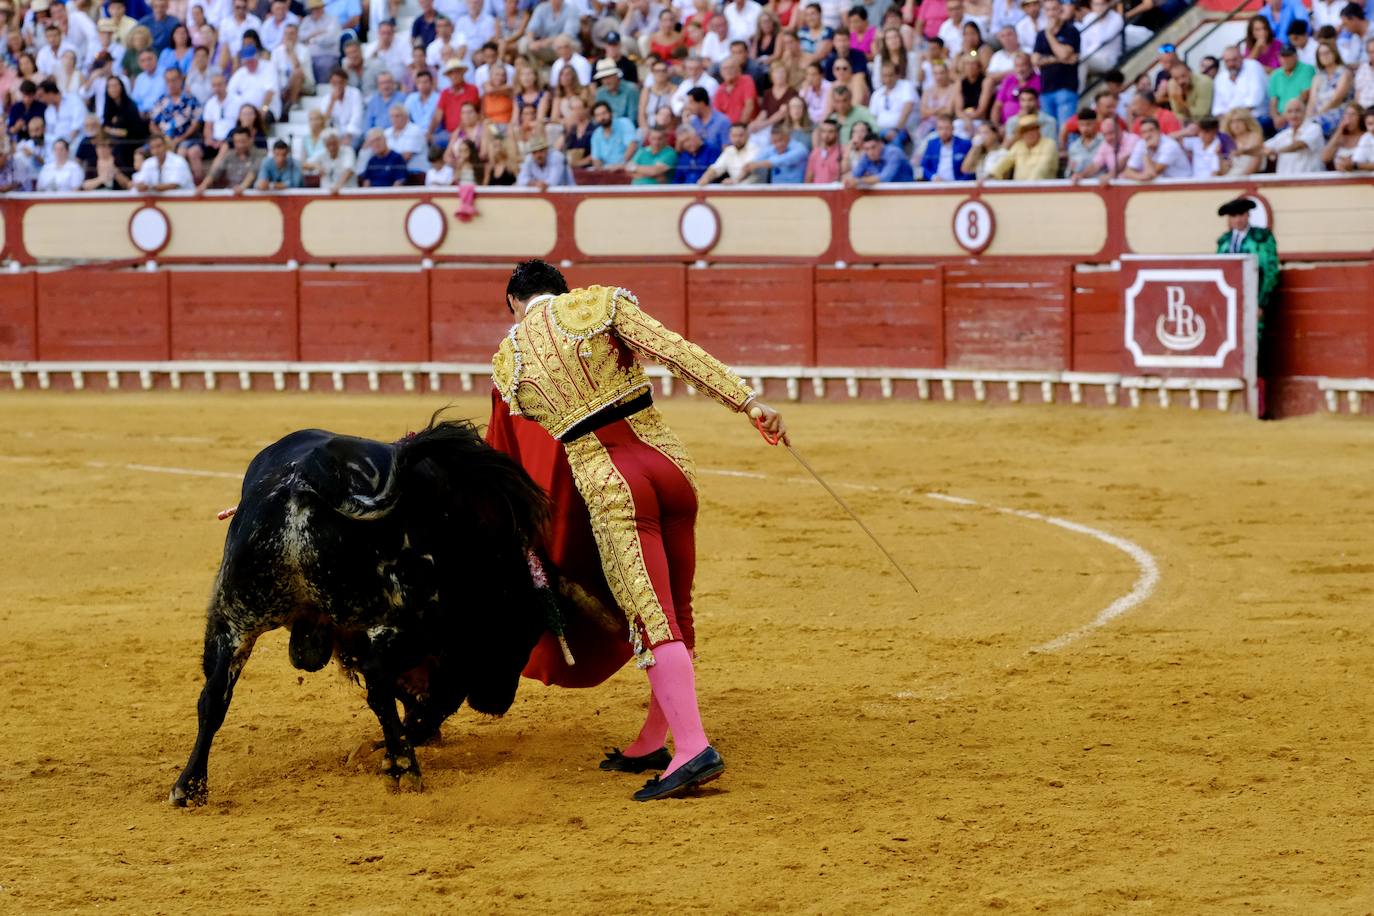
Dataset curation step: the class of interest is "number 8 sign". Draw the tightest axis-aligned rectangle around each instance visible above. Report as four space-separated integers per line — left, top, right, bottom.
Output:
952 199 995 254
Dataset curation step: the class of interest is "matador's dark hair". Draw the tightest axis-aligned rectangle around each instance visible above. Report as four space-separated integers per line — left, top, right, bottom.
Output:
506 259 569 303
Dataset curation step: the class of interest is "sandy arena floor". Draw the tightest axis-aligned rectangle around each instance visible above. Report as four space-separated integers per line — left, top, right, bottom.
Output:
1 393 1372 914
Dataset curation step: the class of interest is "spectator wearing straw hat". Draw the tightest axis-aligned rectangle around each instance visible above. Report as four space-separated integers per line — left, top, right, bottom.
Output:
987 112 1058 179
593 56 639 123
433 57 477 146
517 136 574 188
299 0 342 85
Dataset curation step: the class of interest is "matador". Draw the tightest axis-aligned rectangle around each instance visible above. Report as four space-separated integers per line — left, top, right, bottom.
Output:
489 260 788 801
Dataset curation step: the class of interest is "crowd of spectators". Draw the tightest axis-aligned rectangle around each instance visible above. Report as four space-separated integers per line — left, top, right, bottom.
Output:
2 0 1372 192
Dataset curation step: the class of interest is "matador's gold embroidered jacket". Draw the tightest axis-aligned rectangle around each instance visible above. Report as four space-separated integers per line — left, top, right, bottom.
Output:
491 285 754 438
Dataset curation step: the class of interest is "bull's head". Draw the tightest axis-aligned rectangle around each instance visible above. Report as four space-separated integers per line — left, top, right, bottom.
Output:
295 435 401 521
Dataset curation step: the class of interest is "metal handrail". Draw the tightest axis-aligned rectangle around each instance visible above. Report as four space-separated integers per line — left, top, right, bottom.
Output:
1176 0 1260 66
1077 0 1252 99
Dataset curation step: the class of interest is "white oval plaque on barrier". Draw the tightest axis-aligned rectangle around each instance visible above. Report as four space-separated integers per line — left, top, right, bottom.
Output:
679 201 721 253
952 198 995 254
129 206 170 254
405 202 447 251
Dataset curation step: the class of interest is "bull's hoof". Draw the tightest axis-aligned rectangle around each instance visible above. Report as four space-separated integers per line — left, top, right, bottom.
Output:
380 755 423 793
170 777 208 807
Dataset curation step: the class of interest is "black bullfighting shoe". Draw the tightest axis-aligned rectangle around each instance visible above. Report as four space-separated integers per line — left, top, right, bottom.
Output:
599 746 673 773
632 747 725 801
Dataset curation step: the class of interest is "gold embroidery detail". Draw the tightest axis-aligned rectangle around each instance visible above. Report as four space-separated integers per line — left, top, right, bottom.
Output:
564 431 673 665
487 284 753 440
491 332 519 408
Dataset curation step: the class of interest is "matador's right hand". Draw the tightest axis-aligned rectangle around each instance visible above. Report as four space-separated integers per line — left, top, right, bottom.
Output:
746 399 790 446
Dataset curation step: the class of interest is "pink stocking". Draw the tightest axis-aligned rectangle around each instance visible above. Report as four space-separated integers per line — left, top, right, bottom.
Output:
621 691 668 757
644 640 709 773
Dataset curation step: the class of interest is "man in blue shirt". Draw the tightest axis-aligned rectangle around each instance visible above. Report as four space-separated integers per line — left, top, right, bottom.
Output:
131 49 164 114
1259 0 1308 44
362 70 402 139
672 125 719 183
845 134 914 186
588 100 638 168
137 0 180 53
742 124 809 183
919 113 974 181
404 70 440 136
358 128 408 185
256 139 304 188
684 86 731 152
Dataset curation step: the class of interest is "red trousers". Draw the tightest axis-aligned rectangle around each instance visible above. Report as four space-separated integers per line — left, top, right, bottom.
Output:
565 408 700 662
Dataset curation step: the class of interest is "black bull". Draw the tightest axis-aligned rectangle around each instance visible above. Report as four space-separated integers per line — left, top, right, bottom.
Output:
170 416 557 806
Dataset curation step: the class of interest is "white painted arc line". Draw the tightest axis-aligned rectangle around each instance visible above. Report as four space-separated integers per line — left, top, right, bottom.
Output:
0 454 1158 652
701 469 1160 653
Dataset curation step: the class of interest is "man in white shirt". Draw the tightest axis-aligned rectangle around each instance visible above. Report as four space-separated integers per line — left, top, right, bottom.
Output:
1121 117 1192 179
40 79 85 145
454 0 496 67
36 24 77 78
987 26 1023 80
36 138 83 191
52 1 98 64
202 71 237 149
670 55 718 115
226 45 281 121
696 122 761 184
1263 97 1325 173
133 134 194 191
257 0 299 51
1181 116 1229 178
548 33 592 86
869 61 917 143
384 102 427 170
1211 46 1268 120
218 0 264 56
426 15 466 70
1015 0 1047 52
938 0 988 50
305 129 358 189
316 67 364 144
365 18 410 81
723 0 762 43
1338 4 1370 67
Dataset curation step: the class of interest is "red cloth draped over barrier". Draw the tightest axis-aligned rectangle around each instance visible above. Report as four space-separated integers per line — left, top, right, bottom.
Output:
485 390 632 687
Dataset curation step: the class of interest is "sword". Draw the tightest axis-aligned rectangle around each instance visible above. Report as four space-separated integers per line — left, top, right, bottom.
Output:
748 407 919 597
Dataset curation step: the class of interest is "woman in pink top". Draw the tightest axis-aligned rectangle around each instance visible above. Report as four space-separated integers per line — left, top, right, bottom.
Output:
1243 16 1282 71
848 7 878 55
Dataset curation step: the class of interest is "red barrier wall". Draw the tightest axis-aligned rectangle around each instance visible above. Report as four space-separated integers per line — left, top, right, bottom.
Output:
1070 267 1124 374
36 270 169 361
944 264 1071 371
0 272 37 360
686 266 814 366
813 267 942 369
169 271 299 361
6 261 1374 418
429 267 510 364
298 270 430 362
